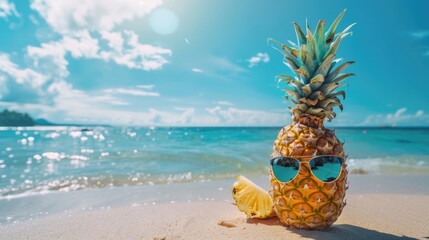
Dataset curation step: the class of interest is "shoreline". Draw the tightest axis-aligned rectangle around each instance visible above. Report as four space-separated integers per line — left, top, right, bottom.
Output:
1 175 429 239
1 175 429 222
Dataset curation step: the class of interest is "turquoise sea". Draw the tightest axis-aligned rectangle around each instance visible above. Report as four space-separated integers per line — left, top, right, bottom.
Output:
1 126 429 199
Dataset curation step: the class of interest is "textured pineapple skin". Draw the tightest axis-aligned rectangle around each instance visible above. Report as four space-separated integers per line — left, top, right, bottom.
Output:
269 120 348 229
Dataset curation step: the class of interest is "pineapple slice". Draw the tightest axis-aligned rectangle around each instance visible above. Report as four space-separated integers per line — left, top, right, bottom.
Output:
232 176 274 219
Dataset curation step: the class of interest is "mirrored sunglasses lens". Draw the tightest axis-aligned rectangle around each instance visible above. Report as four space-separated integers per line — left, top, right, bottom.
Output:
271 157 299 182
309 156 343 182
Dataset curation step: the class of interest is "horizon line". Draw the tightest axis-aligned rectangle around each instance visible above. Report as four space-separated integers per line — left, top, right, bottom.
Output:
1 125 429 129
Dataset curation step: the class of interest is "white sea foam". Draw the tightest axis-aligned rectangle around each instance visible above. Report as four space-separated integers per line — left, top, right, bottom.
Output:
347 156 429 174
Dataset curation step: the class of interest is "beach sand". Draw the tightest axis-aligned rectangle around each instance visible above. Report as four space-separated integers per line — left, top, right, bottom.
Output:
1 175 429 240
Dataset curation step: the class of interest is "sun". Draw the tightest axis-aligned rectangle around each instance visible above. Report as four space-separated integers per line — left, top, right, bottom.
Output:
149 8 179 35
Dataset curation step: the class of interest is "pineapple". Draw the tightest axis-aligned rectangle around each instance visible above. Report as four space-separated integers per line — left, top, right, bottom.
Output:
270 9 354 229
232 176 274 219
232 9 354 229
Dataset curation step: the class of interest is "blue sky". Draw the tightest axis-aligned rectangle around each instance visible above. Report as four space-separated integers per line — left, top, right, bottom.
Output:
0 0 428 126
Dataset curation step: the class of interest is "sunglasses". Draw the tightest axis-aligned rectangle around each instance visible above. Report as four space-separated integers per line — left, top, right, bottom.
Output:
270 156 345 183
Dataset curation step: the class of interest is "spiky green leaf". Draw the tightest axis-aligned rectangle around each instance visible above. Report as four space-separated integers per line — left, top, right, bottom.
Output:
326 102 343 111
306 18 311 33
300 44 314 72
306 107 326 117
293 22 307 45
317 98 340 109
309 91 325 101
284 88 301 102
295 65 310 82
288 40 298 49
327 58 343 75
296 104 309 112
331 73 355 84
341 23 356 35
326 61 355 82
309 74 324 90
286 96 298 105
282 42 300 59
327 113 334 122
326 83 347 95
283 57 300 71
325 9 347 43
300 84 312 97
327 91 346 100
325 36 341 59
268 38 300 60
315 54 335 77
306 29 317 61
300 97 318 106
319 82 339 94
314 20 326 61
276 75 303 87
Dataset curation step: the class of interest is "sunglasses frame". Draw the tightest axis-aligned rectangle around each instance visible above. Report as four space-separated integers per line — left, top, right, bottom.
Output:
270 155 346 183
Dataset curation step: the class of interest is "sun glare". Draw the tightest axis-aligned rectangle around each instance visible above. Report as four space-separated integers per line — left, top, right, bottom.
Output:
149 8 179 35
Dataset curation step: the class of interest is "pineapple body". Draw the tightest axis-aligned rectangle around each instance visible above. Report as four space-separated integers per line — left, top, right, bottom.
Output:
232 9 354 230
269 115 347 229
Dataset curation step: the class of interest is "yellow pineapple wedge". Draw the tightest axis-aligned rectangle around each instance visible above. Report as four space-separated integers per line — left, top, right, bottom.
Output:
232 176 274 219
232 9 354 230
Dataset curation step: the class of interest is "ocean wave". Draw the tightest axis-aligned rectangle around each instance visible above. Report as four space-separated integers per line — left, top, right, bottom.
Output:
347 156 429 175
1 127 429 199
0 171 261 200
2 156 429 199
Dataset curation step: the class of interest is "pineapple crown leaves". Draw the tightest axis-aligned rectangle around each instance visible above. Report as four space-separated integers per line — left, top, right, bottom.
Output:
268 9 355 122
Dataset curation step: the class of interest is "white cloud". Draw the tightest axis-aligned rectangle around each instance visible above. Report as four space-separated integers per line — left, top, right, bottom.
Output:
0 0 19 19
99 30 171 70
27 31 99 81
247 52 270 68
0 54 49 102
205 105 286 126
136 84 155 90
410 31 429 39
104 87 160 97
0 80 132 121
0 54 47 88
213 100 233 106
27 0 171 72
16 82 196 125
389 107 407 119
100 31 124 52
30 0 162 34
361 108 428 126
44 81 139 122
173 107 195 124
192 68 203 73
27 30 171 74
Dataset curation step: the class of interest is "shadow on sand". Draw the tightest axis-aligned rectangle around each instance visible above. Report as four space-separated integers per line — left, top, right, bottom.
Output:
246 218 416 240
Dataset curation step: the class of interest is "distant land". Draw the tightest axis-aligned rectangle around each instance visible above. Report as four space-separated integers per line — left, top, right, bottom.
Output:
0 109 54 126
0 109 112 127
